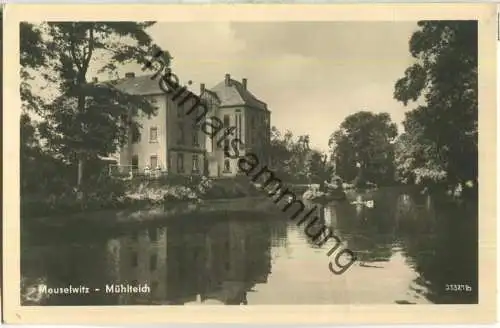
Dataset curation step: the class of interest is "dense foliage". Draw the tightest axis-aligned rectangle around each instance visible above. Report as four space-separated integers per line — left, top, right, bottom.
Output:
21 22 165 195
393 21 478 193
329 111 397 187
266 127 333 184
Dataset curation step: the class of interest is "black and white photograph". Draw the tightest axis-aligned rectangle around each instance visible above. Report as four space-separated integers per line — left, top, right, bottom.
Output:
3 3 497 325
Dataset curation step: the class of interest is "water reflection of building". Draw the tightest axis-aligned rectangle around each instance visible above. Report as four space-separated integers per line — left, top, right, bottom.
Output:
106 226 168 304
198 221 272 304
269 219 288 248
105 217 272 305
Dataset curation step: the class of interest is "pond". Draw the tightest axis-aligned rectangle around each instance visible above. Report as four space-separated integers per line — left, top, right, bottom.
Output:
21 187 478 305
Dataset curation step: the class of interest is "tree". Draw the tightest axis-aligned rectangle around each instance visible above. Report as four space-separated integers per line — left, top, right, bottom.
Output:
20 23 48 114
394 110 447 185
267 126 292 173
329 111 397 187
267 127 330 183
303 150 334 187
20 22 62 194
394 21 478 191
31 22 171 189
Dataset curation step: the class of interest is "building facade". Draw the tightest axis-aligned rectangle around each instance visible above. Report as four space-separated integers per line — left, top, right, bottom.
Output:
111 72 206 177
112 72 270 178
203 74 271 178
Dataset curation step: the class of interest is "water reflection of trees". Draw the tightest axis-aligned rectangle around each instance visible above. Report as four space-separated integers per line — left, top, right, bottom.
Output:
21 242 118 305
298 197 395 265
335 189 478 303
396 195 478 304
326 192 397 265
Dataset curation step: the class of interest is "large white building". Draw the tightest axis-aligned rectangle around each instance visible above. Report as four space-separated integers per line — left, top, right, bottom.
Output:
109 72 271 178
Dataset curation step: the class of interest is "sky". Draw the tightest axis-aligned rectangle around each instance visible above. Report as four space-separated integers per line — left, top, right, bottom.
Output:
93 22 421 152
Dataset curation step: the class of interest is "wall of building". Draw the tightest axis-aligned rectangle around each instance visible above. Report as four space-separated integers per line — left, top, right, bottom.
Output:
117 83 271 178
206 107 246 177
119 94 168 172
245 108 271 166
204 106 272 178
107 226 169 304
165 91 206 175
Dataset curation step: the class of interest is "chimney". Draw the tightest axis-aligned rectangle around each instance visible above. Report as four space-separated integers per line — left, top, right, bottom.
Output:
125 72 135 78
92 77 98 83
225 73 231 86
242 78 247 90
200 83 205 93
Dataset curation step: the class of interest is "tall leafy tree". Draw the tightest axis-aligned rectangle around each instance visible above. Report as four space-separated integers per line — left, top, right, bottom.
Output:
329 111 397 186
20 22 61 193
33 22 170 188
20 23 48 114
303 149 334 186
266 126 293 173
393 21 478 190
266 127 334 184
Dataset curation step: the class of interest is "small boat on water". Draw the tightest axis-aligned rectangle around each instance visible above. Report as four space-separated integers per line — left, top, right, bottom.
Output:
306 191 347 203
302 187 346 203
350 195 374 208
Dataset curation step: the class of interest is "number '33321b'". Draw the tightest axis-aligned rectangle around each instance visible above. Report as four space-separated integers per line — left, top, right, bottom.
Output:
445 284 472 292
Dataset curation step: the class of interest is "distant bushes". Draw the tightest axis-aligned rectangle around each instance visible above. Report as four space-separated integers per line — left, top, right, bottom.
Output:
126 181 199 204
127 175 261 203
197 176 260 200
21 172 263 219
21 175 135 219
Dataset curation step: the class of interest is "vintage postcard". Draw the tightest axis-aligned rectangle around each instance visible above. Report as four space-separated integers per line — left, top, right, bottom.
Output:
2 3 497 325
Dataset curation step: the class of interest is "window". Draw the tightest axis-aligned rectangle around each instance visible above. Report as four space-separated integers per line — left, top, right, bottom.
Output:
149 227 158 242
132 128 141 143
177 123 184 144
224 139 230 158
131 252 138 267
237 113 242 141
251 117 257 145
223 159 231 172
131 155 139 171
151 281 158 293
192 129 199 146
223 115 230 128
150 253 157 271
177 106 183 117
192 154 199 173
150 155 158 169
177 153 184 173
149 127 158 143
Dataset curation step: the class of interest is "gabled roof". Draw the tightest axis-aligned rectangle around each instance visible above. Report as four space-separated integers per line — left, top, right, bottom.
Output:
200 89 220 103
210 79 268 111
111 74 165 96
101 74 269 113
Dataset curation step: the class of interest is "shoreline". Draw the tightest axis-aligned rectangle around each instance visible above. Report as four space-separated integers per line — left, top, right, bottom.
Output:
22 195 273 229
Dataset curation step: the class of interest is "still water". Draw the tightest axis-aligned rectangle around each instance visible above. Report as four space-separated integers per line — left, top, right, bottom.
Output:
21 187 478 305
